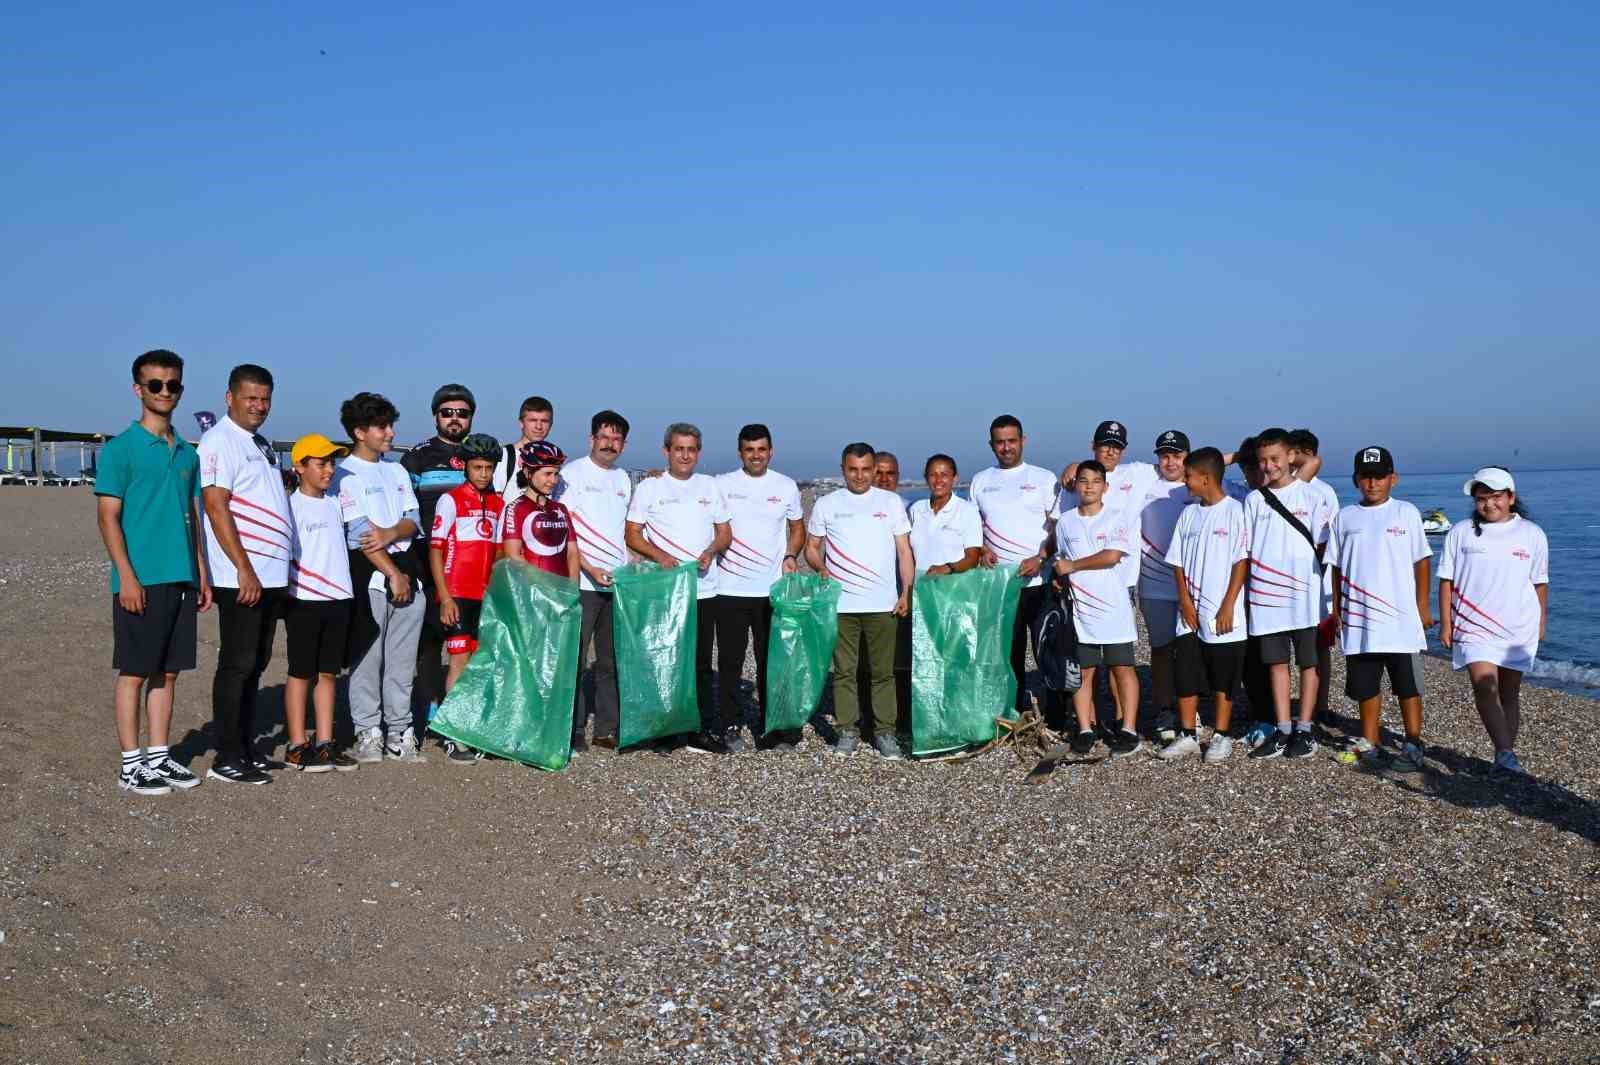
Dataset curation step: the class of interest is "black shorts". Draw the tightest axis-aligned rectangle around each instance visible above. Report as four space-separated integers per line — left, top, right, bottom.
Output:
1345 652 1425 702
1256 627 1317 667
444 598 484 655
1078 642 1136 668
285 598 354 679
111 582 198 675
1173 633 1246 698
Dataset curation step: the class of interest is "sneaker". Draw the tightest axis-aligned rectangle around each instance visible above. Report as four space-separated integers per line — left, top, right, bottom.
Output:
1285 731 1317 760
1069 729 1097 755
319 743 359 772
832 732 860 757
1492 749 1527 776
1107 728 1142 758
1153 709 1179 743
682 731 725 755
1249 730 1289 760
284 743 322 773
245 752 287 772
1158 733 1201 761
1392 739 1426 773
1204 734 1234 764
351 728 385 764
722 727 749 755
118 764 172 796
385 727 427 763
873 734 905 761
146 756 201 790
444 741 479 766
1244 721 1276 749
206 760 271 785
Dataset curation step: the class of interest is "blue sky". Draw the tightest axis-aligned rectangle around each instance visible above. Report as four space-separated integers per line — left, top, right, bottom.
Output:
2 2 1595 477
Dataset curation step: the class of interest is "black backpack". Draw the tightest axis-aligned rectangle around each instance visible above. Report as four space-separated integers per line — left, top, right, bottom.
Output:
1030 582 1082 693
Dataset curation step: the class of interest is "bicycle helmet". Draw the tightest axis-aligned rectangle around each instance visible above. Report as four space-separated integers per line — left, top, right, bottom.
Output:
518 441 567 470
459 433 501 462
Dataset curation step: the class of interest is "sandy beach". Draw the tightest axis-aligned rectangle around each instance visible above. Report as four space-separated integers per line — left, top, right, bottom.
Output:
2 486 1597 1064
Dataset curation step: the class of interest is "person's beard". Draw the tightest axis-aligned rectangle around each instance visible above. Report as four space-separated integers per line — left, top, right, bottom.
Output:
437 421 469 443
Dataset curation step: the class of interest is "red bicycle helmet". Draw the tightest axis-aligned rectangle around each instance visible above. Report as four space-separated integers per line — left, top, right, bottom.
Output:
518 441 567 470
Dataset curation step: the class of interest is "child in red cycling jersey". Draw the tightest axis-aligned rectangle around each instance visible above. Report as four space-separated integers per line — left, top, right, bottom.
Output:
429 434 504 764
501 441 580 581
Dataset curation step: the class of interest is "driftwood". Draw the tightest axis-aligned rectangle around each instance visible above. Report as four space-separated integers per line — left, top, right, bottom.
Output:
920 694 1067 779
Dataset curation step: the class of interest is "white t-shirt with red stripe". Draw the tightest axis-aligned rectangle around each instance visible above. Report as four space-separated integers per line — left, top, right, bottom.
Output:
287 490 354 601
1437 514 1549 671
1135 479 1193 601
806 486 912 614
1325 498 1431 654
556 456 633 593
1057 460 1160 587
626 472 731 599
197 415 292 588
1052 505 1136 645
969 463 1056 589
715 468 803 598
1164 496 1249 644
1243 480 1334 635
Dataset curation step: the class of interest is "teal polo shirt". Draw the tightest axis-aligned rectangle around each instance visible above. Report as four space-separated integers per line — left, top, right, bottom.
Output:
95 420 202 593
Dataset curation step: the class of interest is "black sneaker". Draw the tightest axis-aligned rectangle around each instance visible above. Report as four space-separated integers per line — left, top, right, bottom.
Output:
1106 728 1143 758
118 764 172 796
1069 729 1097 755
1249 730 1289 760
683 731 726 755
245 752 287 772
1285 730 1317 760
146 756 201 790
318 743 359 772
444 741 479 766
206 761 271 785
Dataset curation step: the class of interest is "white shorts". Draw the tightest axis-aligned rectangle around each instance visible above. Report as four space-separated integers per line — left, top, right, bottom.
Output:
1452 641 1537 674
1139 597 1179 649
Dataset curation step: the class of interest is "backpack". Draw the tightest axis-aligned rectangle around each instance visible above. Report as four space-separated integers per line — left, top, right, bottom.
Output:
1030 583 1082 693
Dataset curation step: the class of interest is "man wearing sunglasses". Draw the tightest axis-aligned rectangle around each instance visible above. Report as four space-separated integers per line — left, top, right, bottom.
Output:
400 384 476 745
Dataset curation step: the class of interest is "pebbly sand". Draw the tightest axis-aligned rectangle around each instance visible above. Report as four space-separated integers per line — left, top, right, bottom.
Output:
1 486 1597 1064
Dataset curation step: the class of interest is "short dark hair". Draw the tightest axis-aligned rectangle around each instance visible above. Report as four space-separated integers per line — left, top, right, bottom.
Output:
227 364 274 392
924 453 957 478
1075 459 1108 481
841 442 875 463
340 392 400 437
737 423 772 447
520 396 553 416
989 414 1023 437
1185 447 1225 482
590 409 629 438
132 349 183 382
1235 436 1259 468
1255 426 1291 450
1287 428 1319 455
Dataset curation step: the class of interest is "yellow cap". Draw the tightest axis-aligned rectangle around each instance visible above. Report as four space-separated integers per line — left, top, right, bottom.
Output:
291 433 349 466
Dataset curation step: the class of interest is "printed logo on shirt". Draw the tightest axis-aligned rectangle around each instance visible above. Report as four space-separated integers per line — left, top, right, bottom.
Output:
873 511 889 520
1385 525 1407 537
432 514 445 531
767 495 783 505
697 497 713 507
477 517 496 538
1512 548 1531 560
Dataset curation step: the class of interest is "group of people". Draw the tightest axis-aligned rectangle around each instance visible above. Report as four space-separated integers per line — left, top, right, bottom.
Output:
94 349 1551 794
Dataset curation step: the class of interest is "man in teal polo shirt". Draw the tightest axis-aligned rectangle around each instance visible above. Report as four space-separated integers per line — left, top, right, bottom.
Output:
95 349 213 796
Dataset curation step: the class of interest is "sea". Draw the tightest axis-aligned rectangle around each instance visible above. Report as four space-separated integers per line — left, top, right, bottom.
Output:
899 468 1600 700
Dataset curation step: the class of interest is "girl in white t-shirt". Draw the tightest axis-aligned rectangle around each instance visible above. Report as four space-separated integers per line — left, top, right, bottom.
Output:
1437 467 1549 775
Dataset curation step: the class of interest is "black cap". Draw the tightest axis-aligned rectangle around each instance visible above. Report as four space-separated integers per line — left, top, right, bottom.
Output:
431 383 476 414
1154 429 1189 454
1353 445 1394 477
1093 420 1129 448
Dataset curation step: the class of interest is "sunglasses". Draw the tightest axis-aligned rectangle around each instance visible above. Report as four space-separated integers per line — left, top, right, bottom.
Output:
140 379 184 395
437 407 472 419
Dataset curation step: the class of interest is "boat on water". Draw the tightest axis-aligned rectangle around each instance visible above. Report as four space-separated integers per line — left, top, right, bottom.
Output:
1423 509 1452 535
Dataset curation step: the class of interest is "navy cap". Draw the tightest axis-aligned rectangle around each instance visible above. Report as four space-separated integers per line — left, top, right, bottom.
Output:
1093 420 1129 448
1154 429 1190 454
1353 445 1394 477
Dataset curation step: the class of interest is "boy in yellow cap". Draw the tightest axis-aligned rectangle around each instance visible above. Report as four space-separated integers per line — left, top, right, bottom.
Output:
284 434 358 771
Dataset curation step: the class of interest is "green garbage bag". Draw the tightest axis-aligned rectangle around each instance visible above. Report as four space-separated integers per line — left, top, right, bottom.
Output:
764 572 841 734
429 559 582 772
612 561 701 748
910 564 1025 756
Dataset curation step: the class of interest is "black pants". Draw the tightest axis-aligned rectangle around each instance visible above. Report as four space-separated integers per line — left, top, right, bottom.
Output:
413 585 446 731
577 590 620 740
715 595 772 734
1012 583 1068 727
212 586 284 763
1242 635 1272 721
696 595 718 733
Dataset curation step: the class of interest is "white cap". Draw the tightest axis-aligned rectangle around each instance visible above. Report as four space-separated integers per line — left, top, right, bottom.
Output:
1462 467 1515 496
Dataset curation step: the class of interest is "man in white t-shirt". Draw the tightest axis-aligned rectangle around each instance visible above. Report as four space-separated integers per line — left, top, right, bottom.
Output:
491 395 554 496
560 410 633 748
713 424 804 751
626 423 733 751
969 415 1060 723
805 442 914 760
198 363 292 784
1326 446 1433 771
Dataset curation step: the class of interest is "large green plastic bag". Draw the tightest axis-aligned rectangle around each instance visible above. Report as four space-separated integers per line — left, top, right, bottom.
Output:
764 573 841 734
611 561 701 747
429 559 582 772
910 564 1025 756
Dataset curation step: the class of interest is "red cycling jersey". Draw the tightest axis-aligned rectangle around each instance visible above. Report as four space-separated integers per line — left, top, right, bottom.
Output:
430 483 505 600
503 494 575 578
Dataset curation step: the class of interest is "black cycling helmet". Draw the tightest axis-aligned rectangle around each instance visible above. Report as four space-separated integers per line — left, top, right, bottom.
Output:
430 383 476 414
459 433 500 461
518 440 567 470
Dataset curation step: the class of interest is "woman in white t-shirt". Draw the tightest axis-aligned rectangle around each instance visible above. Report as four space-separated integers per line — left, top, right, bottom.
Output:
1437 467 1549 775
907 454 982 575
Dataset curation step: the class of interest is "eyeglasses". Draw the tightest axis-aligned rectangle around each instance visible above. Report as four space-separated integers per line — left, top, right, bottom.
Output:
140 379 184 395
437 407 472 419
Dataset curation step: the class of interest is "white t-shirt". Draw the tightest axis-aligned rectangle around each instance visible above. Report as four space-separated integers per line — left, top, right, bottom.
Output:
1165 497 1249 644
1057 461 1160 587
1135 479 1193 600
335 455 421 592
1437 515 1549 658
198 415 292 589
1325 498 1431 654
969 463 1056 588
714 468 803 598
1244 480 1334 635
287 491 354 601
807 486 911 614
1053 506 1136 646
627 472 731 599
908 495 982 572
558 456 633 593
1305 476 1342 616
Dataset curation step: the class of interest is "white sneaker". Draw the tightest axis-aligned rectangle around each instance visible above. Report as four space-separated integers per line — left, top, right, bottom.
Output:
352 727 385 764
386 727 427 763
1203 735 1234 764
1158 733 1201 761
1153 709 1179 743
118 764 172 796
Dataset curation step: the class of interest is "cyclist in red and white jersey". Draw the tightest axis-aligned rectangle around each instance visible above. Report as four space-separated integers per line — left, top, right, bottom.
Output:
502 442 580 581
